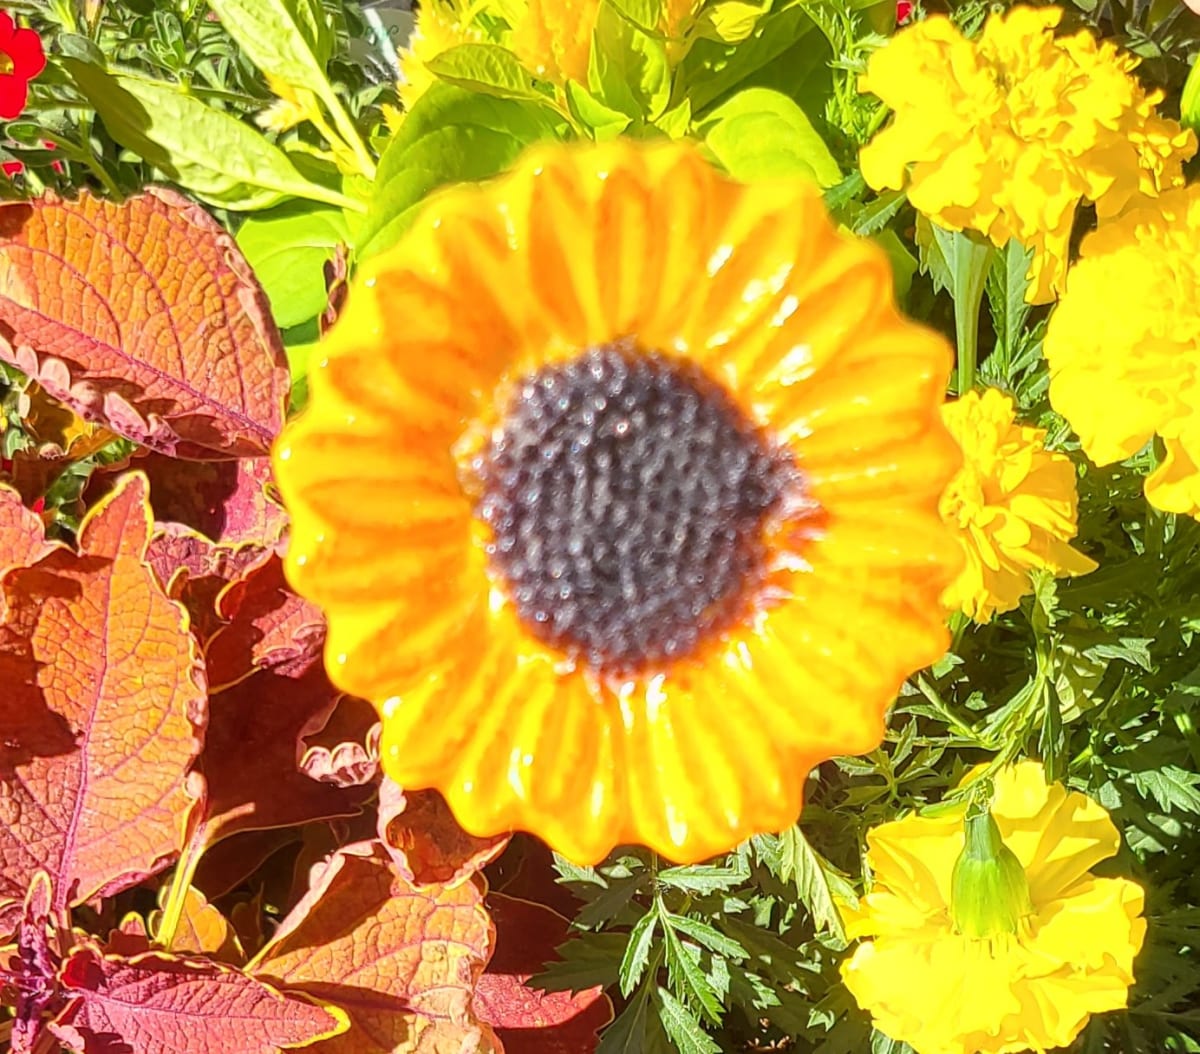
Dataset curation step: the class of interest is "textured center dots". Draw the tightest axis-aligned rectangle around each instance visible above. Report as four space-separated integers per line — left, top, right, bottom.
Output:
474 342 799 674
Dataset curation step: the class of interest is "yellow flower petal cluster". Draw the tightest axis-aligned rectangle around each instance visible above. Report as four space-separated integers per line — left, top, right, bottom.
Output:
511 0 599 84
841 761 1146 1054
939 388 1095 622
858 5 1195 304
397 0 485 111
273 137 963 865
1045 185 1200 518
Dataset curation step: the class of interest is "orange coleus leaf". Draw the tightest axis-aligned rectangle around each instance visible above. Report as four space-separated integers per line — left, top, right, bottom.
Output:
378 779 510 888
198 653 369 846
50 943 347 1054
474 894 612 1054
204 551 326 691
0 473 207 930
0 189 288 458
251 841 499 1054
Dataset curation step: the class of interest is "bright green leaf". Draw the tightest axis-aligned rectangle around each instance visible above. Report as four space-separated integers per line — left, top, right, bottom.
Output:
693 0 770 42
567 81 634 139
357 83 562 261
654 987 721 1054
661 920 722 1024
619 910 659 996
697 86 841 186
64 60 351 212
663 913 747 961
237 202 349 328
588 3 671 122
206 0 332 97
607 0 665 31
776 826 850 943
426 43 541 100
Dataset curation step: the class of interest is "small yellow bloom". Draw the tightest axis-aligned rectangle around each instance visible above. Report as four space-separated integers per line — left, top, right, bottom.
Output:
858 5 1195 303
1045 184 1200 518
841 761 1146 1054
511 0 600 84
397 0 484 111
939 388 1096 623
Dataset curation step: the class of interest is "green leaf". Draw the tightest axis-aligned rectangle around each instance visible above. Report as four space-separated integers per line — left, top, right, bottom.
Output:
663 913 747 961
696 87 841 186
236 202 349 328
1130 765 1200 815
679 4 823 115
657 862 748 894
661 919 723 1024
984 237 1034 375
528 932 627 991
654 97 692 138
654 987 721 1054
205 0 332 97
357 83 562 261
566 80 634 140
620 910 659 996
63 61 349 211
607 0 665 31
776 826 850 943
850 189 906 236
873 229 917 303
693 0 771 43
426 43 541 100
588 3 671 122
1183 53 1200 133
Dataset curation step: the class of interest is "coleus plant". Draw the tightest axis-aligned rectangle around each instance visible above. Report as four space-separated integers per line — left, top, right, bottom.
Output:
0 187 611 1053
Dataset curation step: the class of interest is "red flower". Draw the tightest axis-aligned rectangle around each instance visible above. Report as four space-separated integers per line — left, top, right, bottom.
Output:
896 0 913 21
0 12 45 120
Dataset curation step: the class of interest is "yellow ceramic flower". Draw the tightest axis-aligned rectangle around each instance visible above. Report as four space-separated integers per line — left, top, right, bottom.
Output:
939 388 1096 622
841 761 1146 1054
1045 185 1200 518
273 138 962 865
858 5 1195 304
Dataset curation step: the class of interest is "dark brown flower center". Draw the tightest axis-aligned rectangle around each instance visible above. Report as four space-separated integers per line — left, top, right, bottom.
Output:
473 342 799 675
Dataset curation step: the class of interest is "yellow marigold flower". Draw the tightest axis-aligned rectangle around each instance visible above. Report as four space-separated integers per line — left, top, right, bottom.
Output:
939 388 1096 622
841 761 1146 1054
272 138 962 865
397 0 482 111
1045 185 1200 518
858 5 1195 304
511 0 599 84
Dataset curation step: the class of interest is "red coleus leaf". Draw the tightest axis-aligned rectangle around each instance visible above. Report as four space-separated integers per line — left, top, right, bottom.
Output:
204 551 326 690
0 189 288 458
378 779 510 888
474 895 612 1054
0 473 206 931
50 943 347 1054
5 873 61 1054
198 653 369 847
90 451 288 549
251 841 499 1054
145 525 274 646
